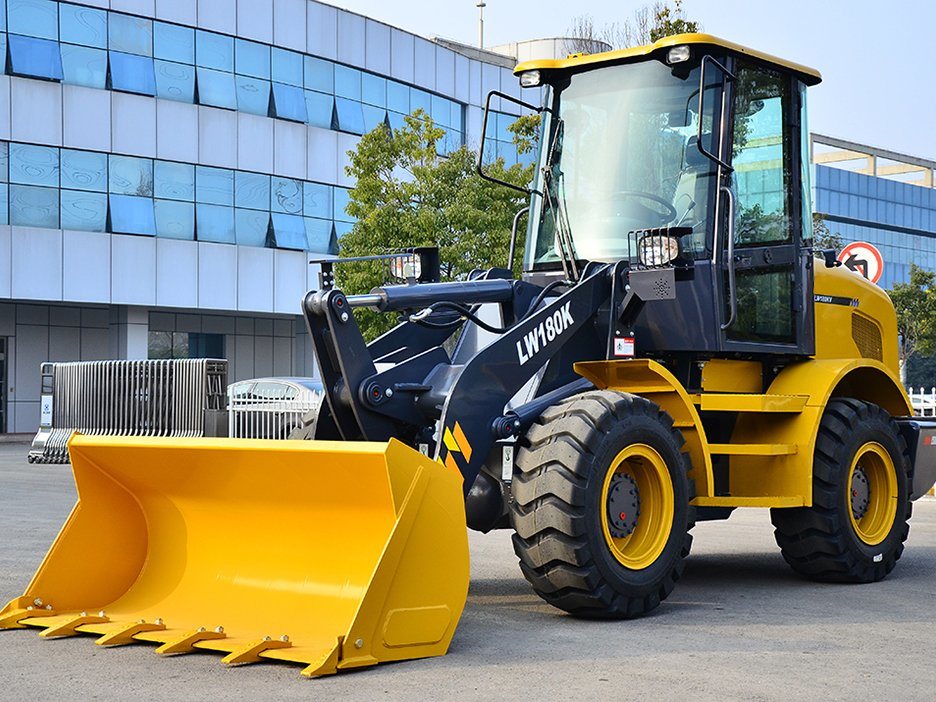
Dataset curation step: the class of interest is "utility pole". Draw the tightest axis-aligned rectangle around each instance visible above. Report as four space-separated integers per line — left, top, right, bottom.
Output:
477 1 486 49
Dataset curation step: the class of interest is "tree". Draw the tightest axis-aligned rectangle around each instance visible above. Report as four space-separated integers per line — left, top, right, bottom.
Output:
565 1 700 54
337 110 538 340
888 263 936 384
812 214 844 252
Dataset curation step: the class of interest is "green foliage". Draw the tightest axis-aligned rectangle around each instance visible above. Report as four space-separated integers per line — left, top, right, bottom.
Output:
812 214 844 252
888 263 936 368
649 0 699 42
337 110 538 340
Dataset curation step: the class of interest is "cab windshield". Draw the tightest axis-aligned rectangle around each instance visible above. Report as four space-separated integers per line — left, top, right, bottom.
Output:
525 58 719 269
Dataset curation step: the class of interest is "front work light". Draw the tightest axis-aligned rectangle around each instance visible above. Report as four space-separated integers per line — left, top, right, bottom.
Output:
519 70 541 88
638 234 680 267
389 253 421 282
666 45 691 64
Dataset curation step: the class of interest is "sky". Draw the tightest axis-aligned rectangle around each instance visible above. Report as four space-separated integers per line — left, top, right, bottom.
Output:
330 0 936 160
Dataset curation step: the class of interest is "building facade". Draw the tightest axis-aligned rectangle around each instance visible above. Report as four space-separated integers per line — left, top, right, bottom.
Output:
0 0 526 433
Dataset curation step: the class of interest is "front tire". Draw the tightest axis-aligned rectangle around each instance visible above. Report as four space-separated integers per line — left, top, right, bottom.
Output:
771 399 911 583
510 390 693 618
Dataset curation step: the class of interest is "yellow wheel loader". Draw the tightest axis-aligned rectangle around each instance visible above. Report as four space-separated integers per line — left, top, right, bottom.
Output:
4 34 936 676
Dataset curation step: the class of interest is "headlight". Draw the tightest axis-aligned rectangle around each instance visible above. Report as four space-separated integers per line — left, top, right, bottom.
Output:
519 70 541 88
666 46 691 64
389 253 421 281
638 234 680 267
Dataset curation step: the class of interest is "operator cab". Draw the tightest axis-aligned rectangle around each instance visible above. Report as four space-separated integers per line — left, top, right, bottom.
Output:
515 35 822 358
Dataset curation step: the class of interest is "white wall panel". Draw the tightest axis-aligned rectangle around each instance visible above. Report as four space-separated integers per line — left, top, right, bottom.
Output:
156 99 198 162
274 0 306 52
111 0 155 16
111 235 156 305
197 241 237 309
198 106 237 168
273 249 305 314
197 0 236 34
413 37 436 91
454 54 469 104
156 238 197 308
306 1 337 59
306 125 337 183
500 67 522 114
0 226 10 298
468 59 482 107
390 28 414 83
74 0 107 7
238 0 273 43
156 0 197 26
11 227 62 302
62 230 110 303
237 112 274 174
365 19 391 74
63 85 110 151
273 120 307 179
336 10 365 67
465 105 483 149
0 77 11 141
11 78 62 146
237 246 274 312
481 63 500 111
335 133 358 188
435 45 455 98
13 402 39 433
112 92 157 157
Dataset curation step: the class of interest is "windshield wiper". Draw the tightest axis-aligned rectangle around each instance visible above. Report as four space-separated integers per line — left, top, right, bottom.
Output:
541 118 580 281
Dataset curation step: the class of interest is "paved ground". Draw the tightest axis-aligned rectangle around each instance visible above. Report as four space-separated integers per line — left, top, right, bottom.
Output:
1 442 934 701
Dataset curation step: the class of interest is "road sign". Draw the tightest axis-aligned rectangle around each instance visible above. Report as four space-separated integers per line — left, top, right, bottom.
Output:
838 241 884 285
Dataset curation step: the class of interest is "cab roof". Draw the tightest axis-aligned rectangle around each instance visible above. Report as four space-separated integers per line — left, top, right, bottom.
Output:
514 33 822 86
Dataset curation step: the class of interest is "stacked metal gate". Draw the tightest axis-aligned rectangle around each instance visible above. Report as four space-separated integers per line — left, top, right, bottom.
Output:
29 359 227 464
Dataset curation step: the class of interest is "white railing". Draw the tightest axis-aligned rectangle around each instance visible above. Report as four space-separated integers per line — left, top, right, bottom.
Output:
228 396 321 440
908 387 936 417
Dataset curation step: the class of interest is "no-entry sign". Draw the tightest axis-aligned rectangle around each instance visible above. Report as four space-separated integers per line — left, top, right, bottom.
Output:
838 241 884 285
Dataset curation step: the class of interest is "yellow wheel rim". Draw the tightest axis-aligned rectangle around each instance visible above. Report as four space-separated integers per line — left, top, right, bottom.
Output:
847 442 898 546
600 444 675 570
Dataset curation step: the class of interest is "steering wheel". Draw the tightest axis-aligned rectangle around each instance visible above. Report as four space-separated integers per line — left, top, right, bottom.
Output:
611 190 678 225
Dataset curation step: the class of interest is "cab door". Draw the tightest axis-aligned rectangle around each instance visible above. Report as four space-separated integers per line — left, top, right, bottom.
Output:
718 61 814 355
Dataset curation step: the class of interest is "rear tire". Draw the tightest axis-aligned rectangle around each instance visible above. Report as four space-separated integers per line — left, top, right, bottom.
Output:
770 399 911 583
510 390 693 618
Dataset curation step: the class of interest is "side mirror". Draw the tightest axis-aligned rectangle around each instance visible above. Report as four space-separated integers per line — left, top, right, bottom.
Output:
476 90 546 197
821 249 842 268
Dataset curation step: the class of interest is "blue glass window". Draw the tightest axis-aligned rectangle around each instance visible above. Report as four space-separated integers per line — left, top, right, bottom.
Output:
109 52 156 95
334 220 353 241
154 161 194 201
196 203 235 243
10 184 59 227
8 0 57 40
432 95 450 126
155 60 195 102
303 182 332 219
196 166 233 205
362 73 386 107
61 189 107 231
387 81 409 114
61 149 107 192
271 213 306 249
271 176 302 214
154 21 194 64
362 105 387 133
0 0 5 32
196 30 233 71
235 76 270 116
410 89 431 115
9 143 58 186
0 142 8 181
0 34 6 73
61 44 106 89
8 34 63 80
236 39 270 79
303 217 332 253
235 171 270 211
450 102 464 132
109 155 153 197
334 65 361 100
335 98 365 135
0 185 8 225
110 194 156 235
196 67 236 109
154 199 195 239
235 208 269 247
271 83 306 122
59 3 106 47
271 47 302 87
305 91 334 130
333 187 353 222
387 111 406 132
304 56 333 93
109 13 152 56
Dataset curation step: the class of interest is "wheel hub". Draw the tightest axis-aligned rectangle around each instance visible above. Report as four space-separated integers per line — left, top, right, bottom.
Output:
607 473 640 538
851 465 871 520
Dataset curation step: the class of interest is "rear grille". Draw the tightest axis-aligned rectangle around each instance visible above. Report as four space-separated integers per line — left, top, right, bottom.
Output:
852 313 883 361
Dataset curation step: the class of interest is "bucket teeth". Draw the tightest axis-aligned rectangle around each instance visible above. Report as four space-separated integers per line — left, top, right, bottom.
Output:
221 636 292 666
155 627 227 655
95 620 167 647
39 613 110 639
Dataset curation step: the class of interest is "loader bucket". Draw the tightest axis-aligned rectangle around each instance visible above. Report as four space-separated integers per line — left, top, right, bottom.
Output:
1 434 469 677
